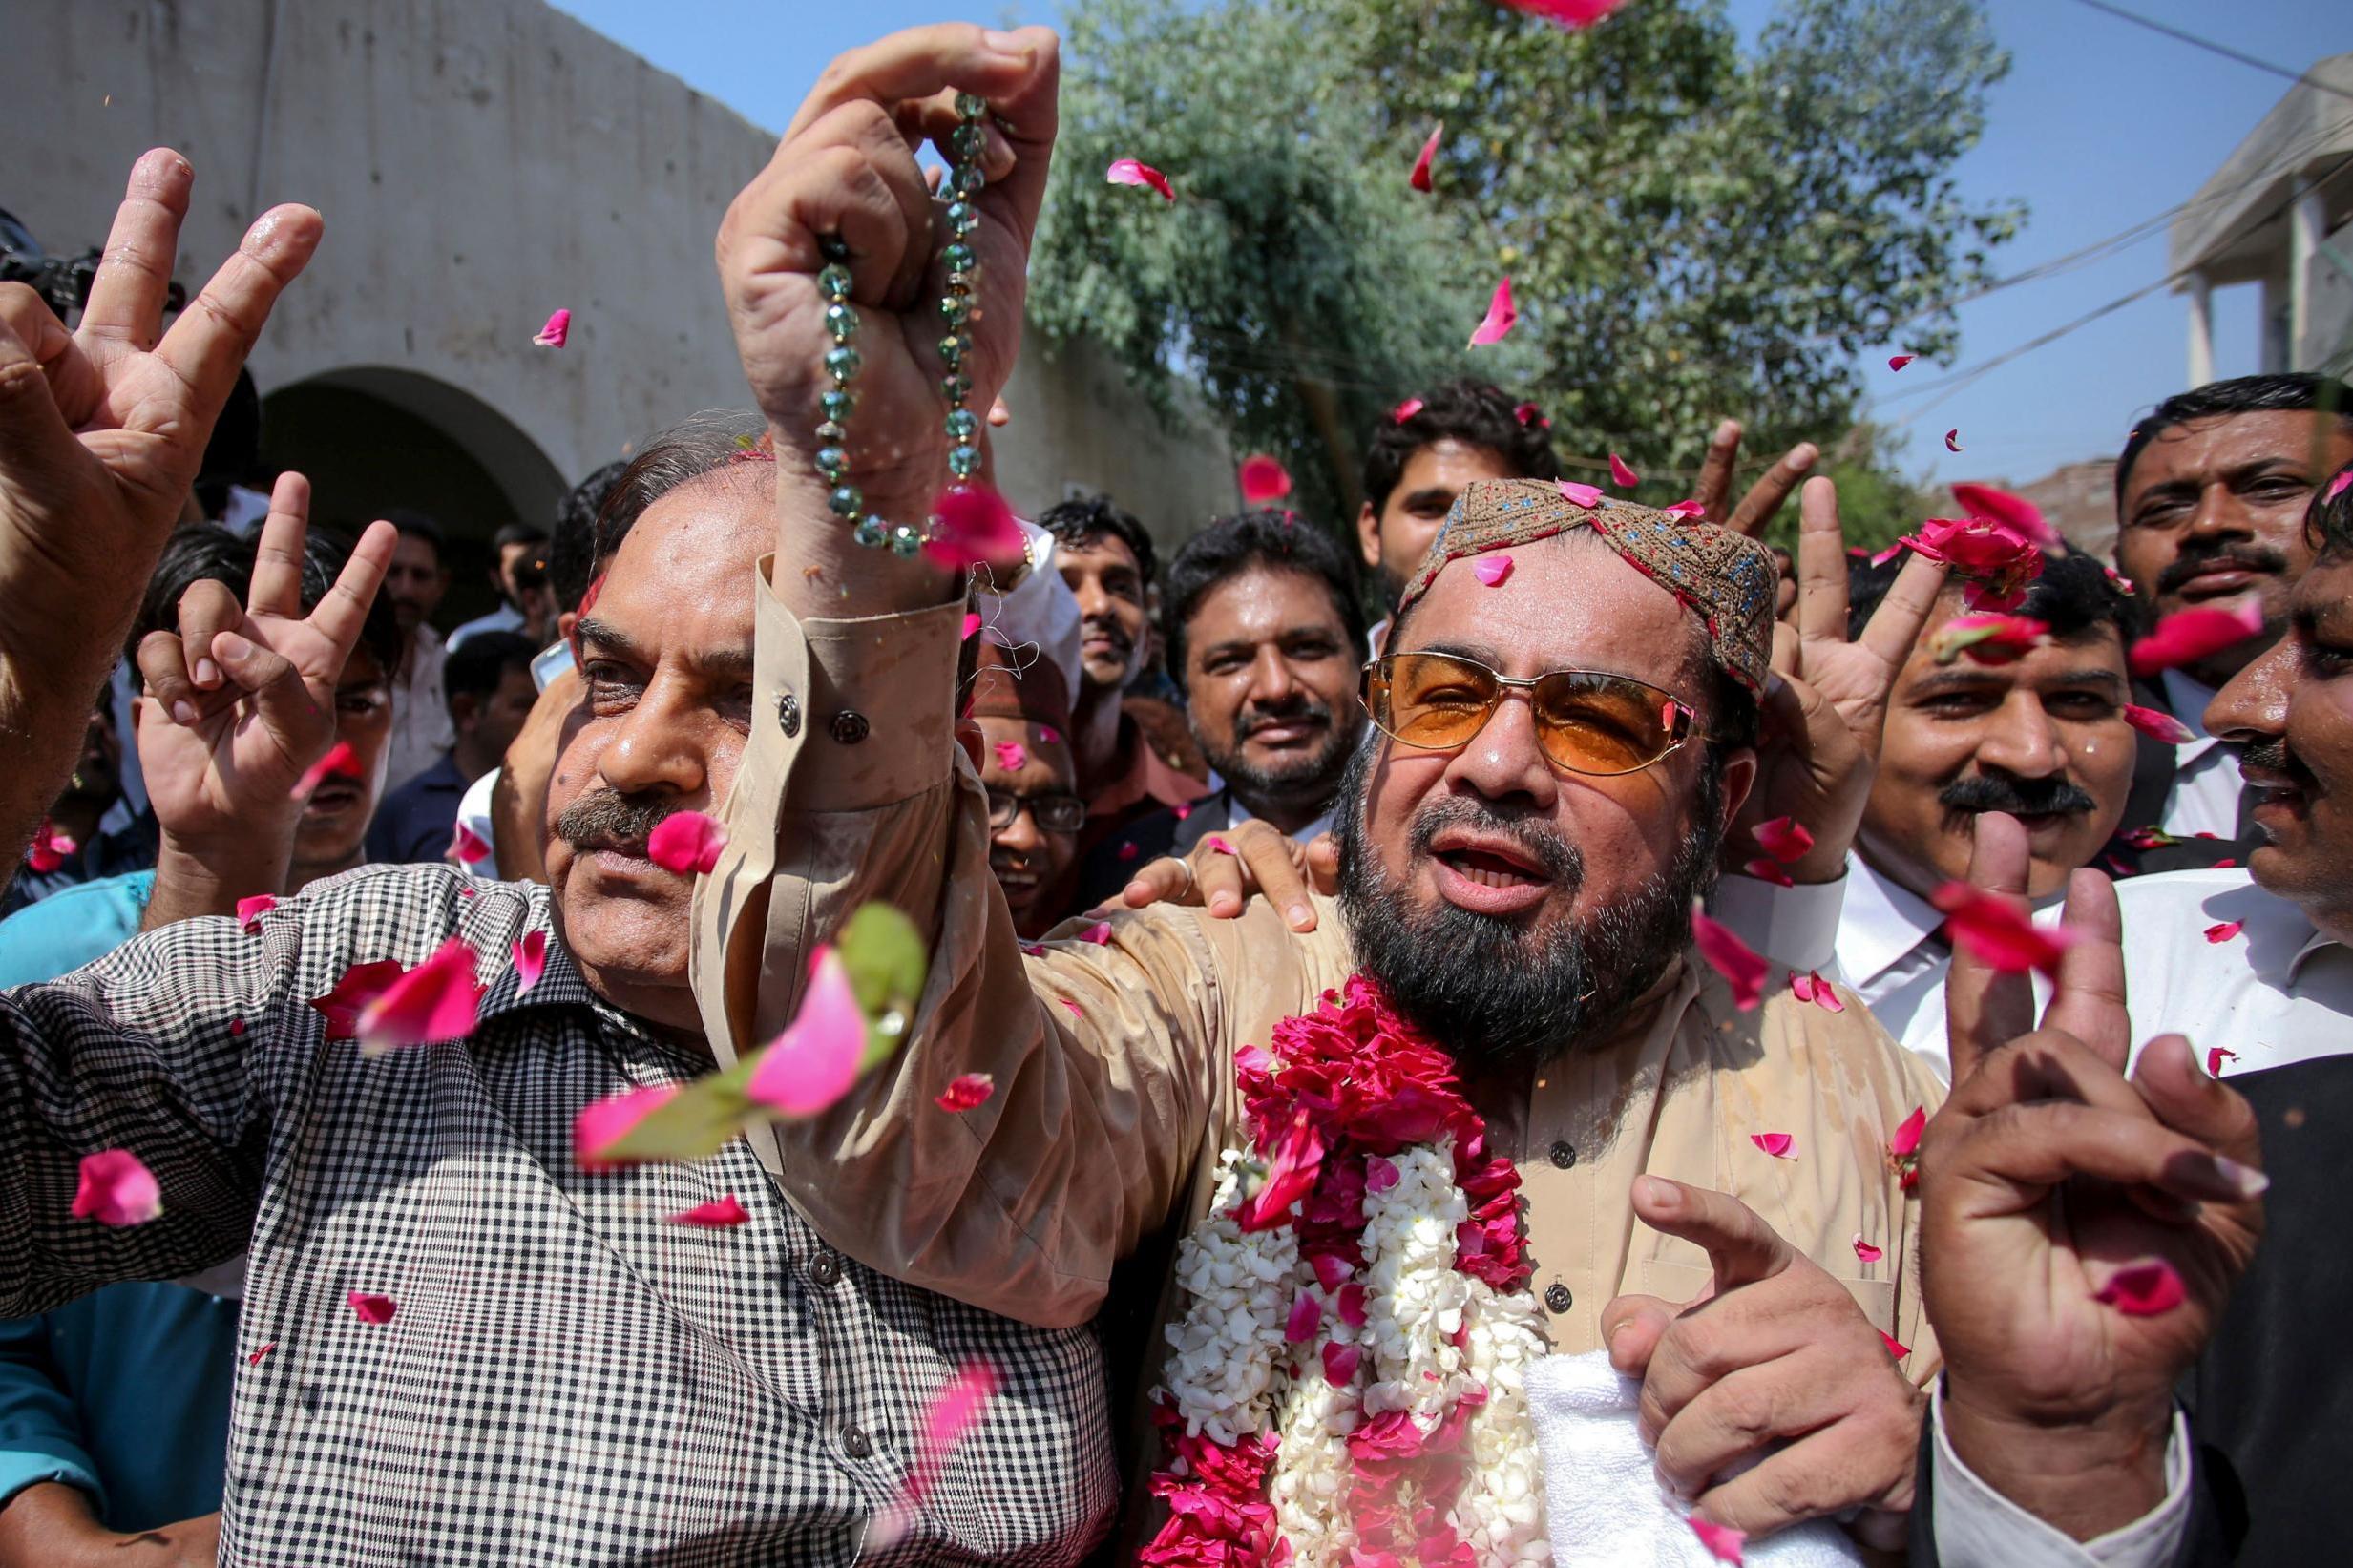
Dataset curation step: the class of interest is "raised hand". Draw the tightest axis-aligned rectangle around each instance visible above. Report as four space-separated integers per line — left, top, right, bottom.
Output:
717 24 1060 613
1691 419 1819 540
133 473 394 847
1922 815 2264 1539
0 149 322 870
1729 477 1946 884
1600 1178 1923 1546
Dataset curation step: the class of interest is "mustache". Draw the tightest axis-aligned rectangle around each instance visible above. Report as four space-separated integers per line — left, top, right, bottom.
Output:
554 790 675 853
1407 792 1584 886
1233 695 1333 739
1939 771 2098 817
2237 735 2310 786
1081 615 1131 652
2157 544 2290 594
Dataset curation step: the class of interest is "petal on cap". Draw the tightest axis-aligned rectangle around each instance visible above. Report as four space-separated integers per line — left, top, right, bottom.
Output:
72 1149 161 1225
1557 480 1603 508
646 811 729 875
513 930 548 993
237 894 277 934
666 1194 751 1228
1661 498 1708 520
1104 157 1175 200
1468 276 1517 346
745 947 868 1118
1473 554 1514 587
355 938 487 1056
1691 905 1767 1010
1608 452 1640 488
935 1072 996 1113
1409 123 1442 192
290 742 362 801
2130 603 2265 679
532 308 571 347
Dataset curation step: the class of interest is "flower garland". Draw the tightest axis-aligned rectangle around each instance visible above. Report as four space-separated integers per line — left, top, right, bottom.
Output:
1143 978 1553 1567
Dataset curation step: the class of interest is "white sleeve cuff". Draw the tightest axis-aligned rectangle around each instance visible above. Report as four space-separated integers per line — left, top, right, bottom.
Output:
1929 1383 2192 1568
1707 870 1846 974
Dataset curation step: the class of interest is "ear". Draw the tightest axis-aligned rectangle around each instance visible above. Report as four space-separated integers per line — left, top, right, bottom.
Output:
1356 501 1382 571
450 692 482 731
1715 747 1758 833
955 716 986 774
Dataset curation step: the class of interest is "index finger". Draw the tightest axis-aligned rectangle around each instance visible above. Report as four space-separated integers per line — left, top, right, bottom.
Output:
786 25 1050 145
246 471 314 619
302 518 397 660
1693 420 1741 523
150 202 323 443
1793 477 1852 646
1631 1176 1792 1291
1724 440 1818 539
1854 549 1950 672
1943 811 2035 1083
2040 867 2128 1070
78 149 194 347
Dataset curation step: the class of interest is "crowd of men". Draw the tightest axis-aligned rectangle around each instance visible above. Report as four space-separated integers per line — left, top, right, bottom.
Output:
0 20 2347 1568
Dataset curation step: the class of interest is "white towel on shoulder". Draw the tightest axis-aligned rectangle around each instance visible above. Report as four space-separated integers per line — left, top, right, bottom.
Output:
1526 1351 1866 1566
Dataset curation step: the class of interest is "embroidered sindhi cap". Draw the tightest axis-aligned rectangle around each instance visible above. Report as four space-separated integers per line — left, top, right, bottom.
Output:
1395 477 1778 694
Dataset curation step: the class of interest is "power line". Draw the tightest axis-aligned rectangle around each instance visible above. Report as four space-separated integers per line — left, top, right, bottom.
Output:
2065 0 2353 104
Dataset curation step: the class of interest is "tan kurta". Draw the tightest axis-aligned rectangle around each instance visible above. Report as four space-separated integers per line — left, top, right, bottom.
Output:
691 562 1947 1393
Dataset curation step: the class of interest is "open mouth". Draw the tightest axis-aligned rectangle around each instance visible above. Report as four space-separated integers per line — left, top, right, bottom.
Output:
1428 829 1556 914
305 782 363 813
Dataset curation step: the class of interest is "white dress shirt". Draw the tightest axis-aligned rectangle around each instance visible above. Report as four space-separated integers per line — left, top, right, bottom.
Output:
446 602 527 651
1929 1385 2191 1567
2114 867 2353 1074
2154 670 2243 841
383 625 453 795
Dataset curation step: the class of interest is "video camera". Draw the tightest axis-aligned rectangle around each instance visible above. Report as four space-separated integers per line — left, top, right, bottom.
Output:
0 206 187 323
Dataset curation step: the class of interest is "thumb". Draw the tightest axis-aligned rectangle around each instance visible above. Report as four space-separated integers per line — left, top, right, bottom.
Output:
1630 1176 1792 1292
1599 1292 1680 1376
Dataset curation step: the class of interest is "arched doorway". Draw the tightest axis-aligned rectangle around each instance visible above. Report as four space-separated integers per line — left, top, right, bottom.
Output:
261 367 567 627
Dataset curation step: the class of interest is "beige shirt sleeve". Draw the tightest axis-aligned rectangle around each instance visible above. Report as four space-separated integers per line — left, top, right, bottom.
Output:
690 561 1228 1329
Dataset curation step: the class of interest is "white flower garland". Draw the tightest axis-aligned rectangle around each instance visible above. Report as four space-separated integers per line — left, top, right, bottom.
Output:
1161 1148 1298 1448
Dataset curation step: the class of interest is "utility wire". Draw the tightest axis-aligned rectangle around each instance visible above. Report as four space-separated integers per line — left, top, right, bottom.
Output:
2065 0 2353 104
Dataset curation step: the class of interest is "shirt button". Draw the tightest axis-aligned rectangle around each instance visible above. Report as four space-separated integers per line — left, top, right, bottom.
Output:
1548 1140 1576 1170
829 709 870 745
807 1249 841 1287
1544 1283 1573 1315
840 1424 872 1460
777 691 801 737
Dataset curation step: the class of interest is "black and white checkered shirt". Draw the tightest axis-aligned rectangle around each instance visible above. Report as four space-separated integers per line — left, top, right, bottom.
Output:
0 864 1116 1564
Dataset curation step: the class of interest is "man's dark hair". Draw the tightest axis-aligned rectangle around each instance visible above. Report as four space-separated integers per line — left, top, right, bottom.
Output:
2308 462 2353 561
1846 548 2142 645
1038 492 1156 589
443 631 537 719
383 508 447 562
1361 379 1562 518
492 521 550 556
552 459 631 612
1163 511 1368 680
129 525 400 672
2117 373 2353 497
590 414 774 578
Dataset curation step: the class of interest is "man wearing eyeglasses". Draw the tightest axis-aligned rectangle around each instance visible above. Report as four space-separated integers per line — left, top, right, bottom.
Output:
967 638 1087 938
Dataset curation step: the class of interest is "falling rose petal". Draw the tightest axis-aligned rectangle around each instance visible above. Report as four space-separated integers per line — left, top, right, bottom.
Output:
25 821 75 874
1931 883 2078 974
1238 454 1293 505
1409 122 1442 192
1322 1340 1362 1387
1691 905 1768 1010
1039 725 1061 745
1473 554 1514 587
1117 840 1141 861
2092 1258 2187 1317
1080 921 1113 944
532 307 571 347
289 741 362 801
355 937 486 1056
1514 402 1549 429
513 930 548 993
236 894 277 934
2327 469 2352 503
1557 480 1604 509
1753 816 1814 864
1286 1289 1323 1344
72 1149 161 1225
646 810 728 875
924 482 1027 571
1944 429 1964 453
746 946 869 1118
1885 354 1917 373
2207 1046 2238 1077
2204 920 2244 945
1869 541 1906 567
1742 858 1794 888
247 1342 275 1366
1928 612 2049 666
2214 858 2237 869
1500 0 1632 28
573 1083 681 1170
447 822 493 865
1391 396 1425 423
1889 1105 1926 1159
2130 603 2265 679
307 960 406 1041
1880 1330 1910 1360
1750 1132 1796 1160
666 1194 751 1227
1853 1234 1883 1264
1104 157 1175 201
1950 482 2061 551
935 1072 996 1113
869 1362 1003 1553
961 611 982 640
1467 276 1517 347
1607 452 1640 488
2123 704 2196 745
992 740 1029 772
1661 498 1709 521
348 1292 398 1325
1689 1516 1747 1564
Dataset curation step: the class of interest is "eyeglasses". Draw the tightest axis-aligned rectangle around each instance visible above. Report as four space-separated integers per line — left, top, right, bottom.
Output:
985 787 1087 835
1362 652 1702 778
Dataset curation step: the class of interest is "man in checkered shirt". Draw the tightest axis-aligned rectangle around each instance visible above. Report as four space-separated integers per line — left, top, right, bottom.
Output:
0 129 1114 1568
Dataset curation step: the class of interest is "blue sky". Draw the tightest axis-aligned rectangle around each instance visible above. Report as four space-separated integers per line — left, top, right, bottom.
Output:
555 0 2352 488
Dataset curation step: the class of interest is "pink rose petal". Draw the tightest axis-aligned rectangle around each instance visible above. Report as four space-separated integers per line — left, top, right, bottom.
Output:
1557 480 1604 508
229 1017 246 1036
1392 396 1425 423
1468 276 1517 347
1038 725 1061 745
573 1083 681 1170
1853 1234 1883 1264
513 930 548 993
1928 612 2049 666
2123 704 2195 745
348 1291 398 1325
666 1194 751 1228
1060 996 1083 1018
72 1149 161 1225
2207 1047 2237 1077
1365 1155 1400 1193
1105 157 1175 201
1689 1516 1747 1564
1753 816 1814 864
532 308 571 347
1514 401 1549 429
448 823 493 865
1801 971 1843 1012
646 810 728 875
1889 1105 1927 1159
1286 1289 1323 1343
1409 123 1442 192
1743 858 1794 888
745 946 869 1118
1171 802 1192 821
1234 1108 1324 1233
1608 452 1640 488
1473 554 1514 587
961 611 982 640
236 894 277 934
289 741 362 801
1691 904 1768 1010
1951 481 2061 551
247 1342 275 1366
1887 353 1915 372
1117 840 1140 861
2093 1257 2186 1316
935 1072 995 1113
1501 0 1631 27
1750 1132 1795 1159
1944 429 1964 452
1322 1340 1362 1387
2204 920 2244 944
1931 883 2077 974
1239 454 1293 505
2326 469 2352 503
991 740 1029 772
1080 921 1113 944
1661 498 1708 521
1336 1282 1367 1327
308 960 406 1041
25 821 75 874
923 481 1027 571
2130 603 2265 679
354 938 487 1056
1880 1329 1909 1359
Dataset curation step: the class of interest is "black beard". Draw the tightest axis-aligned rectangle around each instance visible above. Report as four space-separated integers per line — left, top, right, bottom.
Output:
1203 707 1363 819
1333 740 1724 1070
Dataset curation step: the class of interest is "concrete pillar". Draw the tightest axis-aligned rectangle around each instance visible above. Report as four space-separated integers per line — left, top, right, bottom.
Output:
2291 185 2325 370
2186 270 2215 387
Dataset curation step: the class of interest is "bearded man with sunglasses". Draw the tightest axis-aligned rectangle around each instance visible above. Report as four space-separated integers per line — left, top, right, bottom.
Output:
693 28 1953 1554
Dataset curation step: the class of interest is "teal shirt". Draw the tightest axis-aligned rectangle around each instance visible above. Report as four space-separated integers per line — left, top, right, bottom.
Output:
0 868 238 1528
